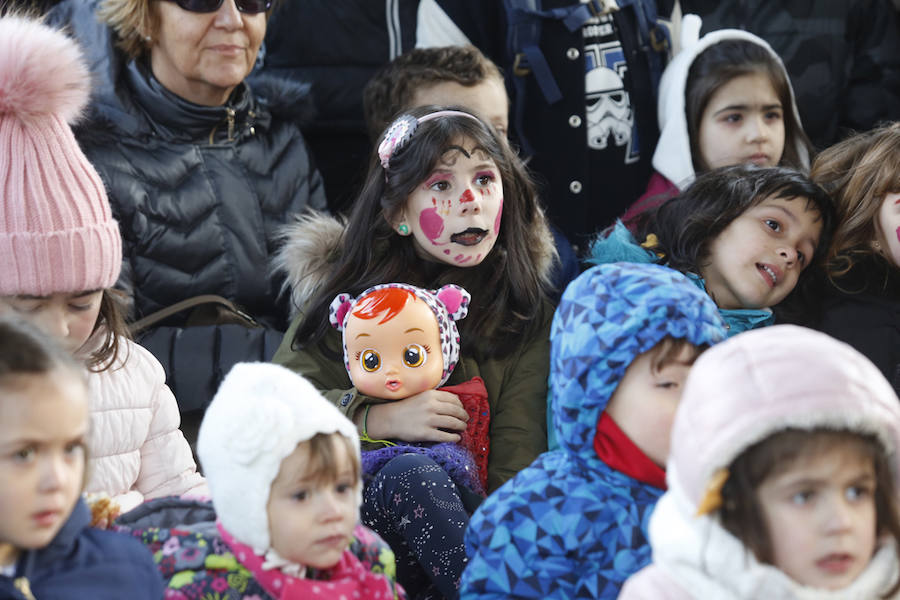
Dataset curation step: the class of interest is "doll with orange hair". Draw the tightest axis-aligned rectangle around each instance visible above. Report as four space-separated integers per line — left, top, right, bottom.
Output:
330 282 489 596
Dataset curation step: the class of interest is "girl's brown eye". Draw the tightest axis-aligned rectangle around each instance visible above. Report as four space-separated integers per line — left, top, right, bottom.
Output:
403 344 426 368
361 349 381 372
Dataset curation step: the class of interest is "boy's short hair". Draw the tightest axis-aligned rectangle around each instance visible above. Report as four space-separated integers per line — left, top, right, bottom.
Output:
362 45 504 141
647 336 706 374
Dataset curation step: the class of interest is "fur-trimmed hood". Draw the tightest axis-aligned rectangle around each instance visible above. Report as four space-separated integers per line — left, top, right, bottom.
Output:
273 210 558 319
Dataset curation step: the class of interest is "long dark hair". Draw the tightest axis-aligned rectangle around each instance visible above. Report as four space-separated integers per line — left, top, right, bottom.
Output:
86 288 131 372
293 106 555 358
686 40 813 173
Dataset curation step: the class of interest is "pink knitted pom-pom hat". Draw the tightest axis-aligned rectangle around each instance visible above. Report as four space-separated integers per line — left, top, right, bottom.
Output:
0 15 121 296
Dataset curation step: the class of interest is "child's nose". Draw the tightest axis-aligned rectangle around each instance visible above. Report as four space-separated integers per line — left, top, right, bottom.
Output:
778 245 798 267
457 188 482 216
38 454 67 492
822 496 855 534
747 115 769 143
317 491 345 520
35 309 69 342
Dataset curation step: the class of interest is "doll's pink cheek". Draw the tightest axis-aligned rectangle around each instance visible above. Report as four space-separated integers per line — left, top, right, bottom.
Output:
419 207 445 244
493 197 504 236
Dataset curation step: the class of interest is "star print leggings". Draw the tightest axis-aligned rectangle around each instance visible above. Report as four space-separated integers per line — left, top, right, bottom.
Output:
362 453 471 600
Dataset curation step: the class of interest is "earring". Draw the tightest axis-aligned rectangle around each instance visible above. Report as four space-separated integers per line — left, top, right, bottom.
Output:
398 223 410 236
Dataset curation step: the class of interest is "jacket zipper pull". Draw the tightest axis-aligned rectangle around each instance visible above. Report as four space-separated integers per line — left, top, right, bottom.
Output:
226 107 235 142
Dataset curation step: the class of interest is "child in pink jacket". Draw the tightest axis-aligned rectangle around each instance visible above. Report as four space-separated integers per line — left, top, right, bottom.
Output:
0 14 204 517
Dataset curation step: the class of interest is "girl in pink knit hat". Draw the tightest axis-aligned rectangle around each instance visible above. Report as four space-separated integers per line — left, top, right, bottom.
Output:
0 15 205 521
620 325 900 599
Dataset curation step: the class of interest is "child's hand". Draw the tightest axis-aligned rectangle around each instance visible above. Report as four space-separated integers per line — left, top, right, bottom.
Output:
367 390 469 442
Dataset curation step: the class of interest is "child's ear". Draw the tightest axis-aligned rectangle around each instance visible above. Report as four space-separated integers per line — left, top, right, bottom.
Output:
387 210 411 236
329 293 354 331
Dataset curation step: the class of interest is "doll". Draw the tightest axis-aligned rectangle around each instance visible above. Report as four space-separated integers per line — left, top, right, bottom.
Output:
330 283 490 493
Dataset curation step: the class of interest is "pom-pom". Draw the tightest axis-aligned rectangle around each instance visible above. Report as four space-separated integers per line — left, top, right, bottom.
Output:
0 16 90 123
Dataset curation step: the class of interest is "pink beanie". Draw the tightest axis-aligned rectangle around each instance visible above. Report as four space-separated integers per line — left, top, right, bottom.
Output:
670 325 900 509
0 16 121 296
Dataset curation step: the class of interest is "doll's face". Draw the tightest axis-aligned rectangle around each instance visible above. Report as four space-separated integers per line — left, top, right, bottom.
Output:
345 297 444 400
875 191 900 268
0 369 88 567
397 138 503 267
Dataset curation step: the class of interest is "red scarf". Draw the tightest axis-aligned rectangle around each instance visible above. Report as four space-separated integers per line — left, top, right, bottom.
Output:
593 412 666 489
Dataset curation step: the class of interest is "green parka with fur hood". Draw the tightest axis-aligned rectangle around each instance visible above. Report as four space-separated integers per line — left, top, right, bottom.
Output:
271 212 556 492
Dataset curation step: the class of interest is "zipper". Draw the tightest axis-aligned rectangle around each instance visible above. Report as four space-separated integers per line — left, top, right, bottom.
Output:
226 106 235 141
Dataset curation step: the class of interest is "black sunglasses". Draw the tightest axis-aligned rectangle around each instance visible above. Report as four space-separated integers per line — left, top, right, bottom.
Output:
164 0 271 14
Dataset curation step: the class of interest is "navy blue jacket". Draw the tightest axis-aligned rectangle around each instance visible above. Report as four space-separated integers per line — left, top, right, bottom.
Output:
0 500 163 599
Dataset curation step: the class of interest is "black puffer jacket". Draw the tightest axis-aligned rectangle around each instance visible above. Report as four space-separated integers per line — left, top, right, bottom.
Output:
817 257 900 396
52 0 327 411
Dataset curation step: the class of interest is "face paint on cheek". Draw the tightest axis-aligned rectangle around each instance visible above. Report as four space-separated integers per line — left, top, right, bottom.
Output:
454 254 473 264
895 226 900 243
493 197 504 236
459 189 475 204
419 207 445 245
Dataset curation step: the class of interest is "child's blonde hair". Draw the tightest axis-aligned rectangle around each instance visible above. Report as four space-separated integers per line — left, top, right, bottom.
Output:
810 123 900 280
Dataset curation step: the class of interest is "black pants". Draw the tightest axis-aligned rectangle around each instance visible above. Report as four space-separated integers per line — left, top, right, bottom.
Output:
362 453 470 599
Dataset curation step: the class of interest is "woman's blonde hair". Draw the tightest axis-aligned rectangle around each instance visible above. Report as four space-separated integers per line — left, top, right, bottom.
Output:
98 0 156 60
810 123 900 279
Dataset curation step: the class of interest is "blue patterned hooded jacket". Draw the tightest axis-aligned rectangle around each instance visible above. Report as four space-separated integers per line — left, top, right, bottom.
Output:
460 262 727 599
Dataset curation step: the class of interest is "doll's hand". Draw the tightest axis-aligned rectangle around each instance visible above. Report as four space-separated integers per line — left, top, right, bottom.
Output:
365 390 469 443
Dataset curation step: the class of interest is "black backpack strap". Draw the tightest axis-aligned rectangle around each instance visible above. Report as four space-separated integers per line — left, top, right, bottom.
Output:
505 0 610 155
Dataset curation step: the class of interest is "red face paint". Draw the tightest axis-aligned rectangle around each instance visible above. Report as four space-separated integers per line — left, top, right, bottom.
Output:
459 189 475 204
419 206 445 245
454 254 473 264
895 226 900 243
493 197 504 236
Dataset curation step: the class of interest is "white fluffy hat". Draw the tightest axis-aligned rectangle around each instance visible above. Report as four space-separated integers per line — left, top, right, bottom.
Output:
197 362 360 551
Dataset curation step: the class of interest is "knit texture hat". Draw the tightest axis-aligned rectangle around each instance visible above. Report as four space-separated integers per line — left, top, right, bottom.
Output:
0 16 121 296
197 362 360 552
670 324 900 509
330 283 470 387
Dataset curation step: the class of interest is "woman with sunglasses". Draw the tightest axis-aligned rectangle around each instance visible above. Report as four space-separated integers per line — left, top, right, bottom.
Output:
46 0 327 418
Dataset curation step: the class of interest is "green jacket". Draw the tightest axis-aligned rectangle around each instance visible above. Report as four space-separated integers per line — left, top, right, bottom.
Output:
272 304 552 492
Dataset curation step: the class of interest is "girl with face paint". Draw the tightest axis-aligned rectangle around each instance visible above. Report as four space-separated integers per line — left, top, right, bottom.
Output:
810 123 900 396
272 106 558 597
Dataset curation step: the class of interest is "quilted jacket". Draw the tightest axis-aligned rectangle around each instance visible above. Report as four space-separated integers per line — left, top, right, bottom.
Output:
81 334 206 513
49 0 327 410
459 262 726 599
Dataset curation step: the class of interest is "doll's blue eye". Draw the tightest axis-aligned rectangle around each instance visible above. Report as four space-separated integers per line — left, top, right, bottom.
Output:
362 349 381 372
403 344 426 368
